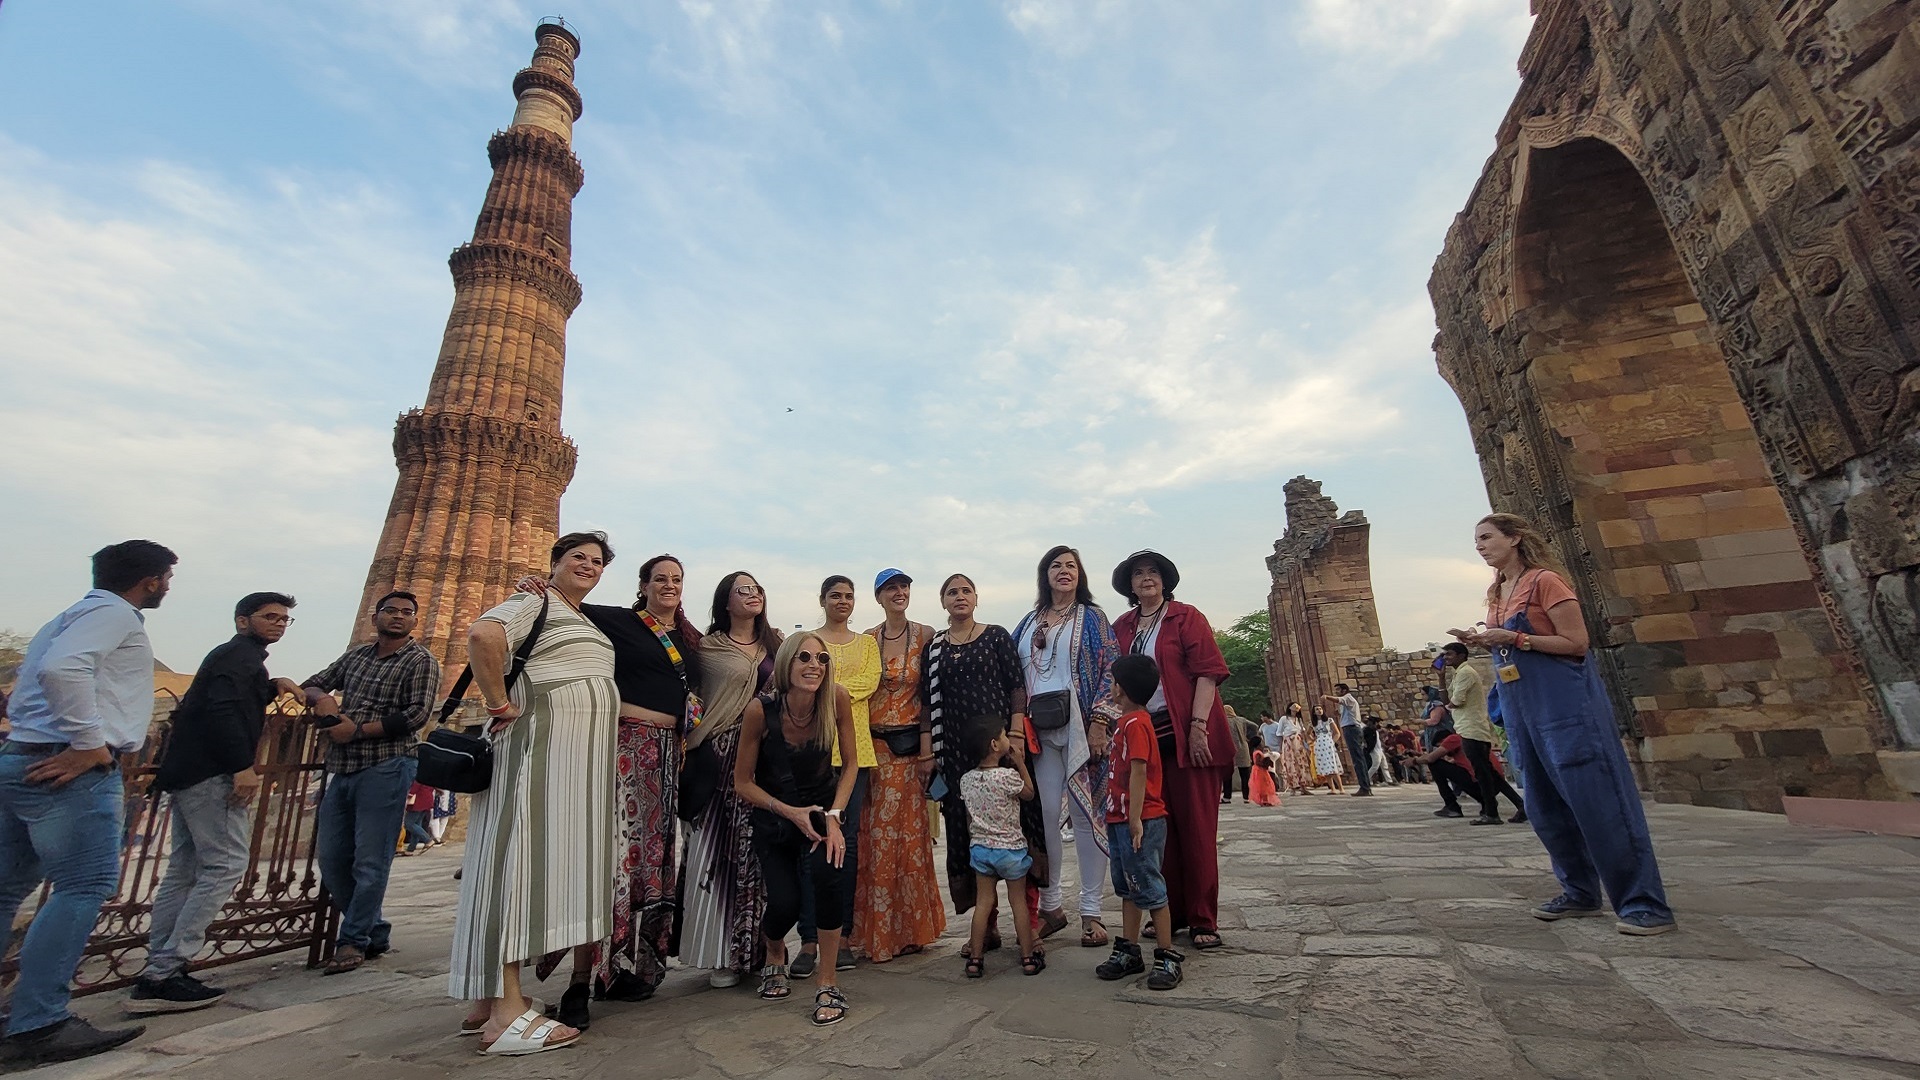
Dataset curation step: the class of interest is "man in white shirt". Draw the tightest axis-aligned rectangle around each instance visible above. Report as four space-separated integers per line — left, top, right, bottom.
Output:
0 541 176 1066
1319 684 1371 796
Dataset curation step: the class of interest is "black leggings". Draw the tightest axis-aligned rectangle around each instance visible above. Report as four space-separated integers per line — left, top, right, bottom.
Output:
1461 738 1525 816
1223 767 1251 800
754 814 844 941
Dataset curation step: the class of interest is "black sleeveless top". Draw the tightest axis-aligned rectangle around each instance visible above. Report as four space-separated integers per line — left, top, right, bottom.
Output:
755 692 837 809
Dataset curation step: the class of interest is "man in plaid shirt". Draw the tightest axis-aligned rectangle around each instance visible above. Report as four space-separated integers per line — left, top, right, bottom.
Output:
300 590 440 974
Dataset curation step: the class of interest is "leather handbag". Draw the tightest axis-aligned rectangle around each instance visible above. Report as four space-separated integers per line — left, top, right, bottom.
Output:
1027 689 1072 731
417 594 549 794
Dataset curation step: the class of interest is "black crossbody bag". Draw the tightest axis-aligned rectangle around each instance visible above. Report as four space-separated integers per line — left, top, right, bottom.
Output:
417 595 549 794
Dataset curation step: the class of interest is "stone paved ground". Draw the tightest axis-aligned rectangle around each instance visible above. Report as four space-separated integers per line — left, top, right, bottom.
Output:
33 783 1920 1080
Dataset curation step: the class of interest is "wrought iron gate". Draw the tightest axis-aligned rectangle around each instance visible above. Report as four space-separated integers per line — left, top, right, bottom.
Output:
2 698 334 996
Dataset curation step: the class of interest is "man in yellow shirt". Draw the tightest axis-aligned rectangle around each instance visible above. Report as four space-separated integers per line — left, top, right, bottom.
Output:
1441 643 1526 826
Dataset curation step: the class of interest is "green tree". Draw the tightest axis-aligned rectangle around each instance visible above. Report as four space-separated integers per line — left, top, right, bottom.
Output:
1215 610 1272 720
0 629 27 690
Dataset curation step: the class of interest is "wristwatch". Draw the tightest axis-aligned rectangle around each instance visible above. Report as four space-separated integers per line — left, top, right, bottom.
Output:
824 808 844 822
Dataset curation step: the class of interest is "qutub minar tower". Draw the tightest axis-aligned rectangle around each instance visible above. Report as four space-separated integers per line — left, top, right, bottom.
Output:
352 20 585 680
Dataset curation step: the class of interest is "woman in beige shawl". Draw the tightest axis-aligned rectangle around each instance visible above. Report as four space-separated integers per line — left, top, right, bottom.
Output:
676 571 782 987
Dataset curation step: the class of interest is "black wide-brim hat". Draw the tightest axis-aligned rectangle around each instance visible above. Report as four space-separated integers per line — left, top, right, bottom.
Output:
1112 549 1180 601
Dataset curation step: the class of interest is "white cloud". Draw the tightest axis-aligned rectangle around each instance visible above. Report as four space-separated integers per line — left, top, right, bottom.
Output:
189 0 536 91
1003 0 1130 53
959 233 1417 497
0 137 446 674
1300 0 1530 63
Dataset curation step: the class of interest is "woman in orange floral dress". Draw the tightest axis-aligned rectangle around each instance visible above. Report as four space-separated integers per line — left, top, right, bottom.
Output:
850 568 947 961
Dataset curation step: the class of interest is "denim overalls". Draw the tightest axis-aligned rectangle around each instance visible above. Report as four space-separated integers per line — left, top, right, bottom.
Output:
1492 573 1671 921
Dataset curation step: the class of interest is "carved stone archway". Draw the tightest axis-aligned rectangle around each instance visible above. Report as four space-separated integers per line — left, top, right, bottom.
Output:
1430 0 1920 809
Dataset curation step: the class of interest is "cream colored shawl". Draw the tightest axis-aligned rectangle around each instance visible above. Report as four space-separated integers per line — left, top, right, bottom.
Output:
691 634 762 750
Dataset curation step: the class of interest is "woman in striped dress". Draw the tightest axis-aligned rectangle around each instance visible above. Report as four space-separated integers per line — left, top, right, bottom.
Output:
452 532 620 1055
678 572 780 987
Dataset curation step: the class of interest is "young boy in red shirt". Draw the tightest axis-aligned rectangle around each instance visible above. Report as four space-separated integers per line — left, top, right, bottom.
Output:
1094 654 1181 990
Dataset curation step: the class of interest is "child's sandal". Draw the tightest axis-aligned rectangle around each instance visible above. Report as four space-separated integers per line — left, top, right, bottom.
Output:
964 955 984 979
1021 952 1045 976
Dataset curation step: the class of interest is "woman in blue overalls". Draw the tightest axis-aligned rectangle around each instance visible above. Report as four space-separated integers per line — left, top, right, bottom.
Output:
1451 513 1676 936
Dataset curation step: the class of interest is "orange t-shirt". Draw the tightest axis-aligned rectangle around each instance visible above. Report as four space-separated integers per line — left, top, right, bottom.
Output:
1489 569 1579 635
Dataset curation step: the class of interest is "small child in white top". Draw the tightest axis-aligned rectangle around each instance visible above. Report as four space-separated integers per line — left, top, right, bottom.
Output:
958 720 1041 978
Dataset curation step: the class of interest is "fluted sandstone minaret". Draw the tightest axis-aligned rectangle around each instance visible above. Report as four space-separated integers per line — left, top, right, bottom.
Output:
352 20 585 680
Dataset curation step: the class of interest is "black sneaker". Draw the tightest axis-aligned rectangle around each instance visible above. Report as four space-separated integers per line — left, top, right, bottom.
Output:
3 1017 145 1065
789 949 818 979
1470 814 1503 826
835 946 857 972
126 972 226 1015
1094 939 1144 981
1146 947 1184 991
1433 807 1464 818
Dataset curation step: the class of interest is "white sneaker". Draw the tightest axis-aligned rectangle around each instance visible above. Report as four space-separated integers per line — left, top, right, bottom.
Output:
709 969 741 988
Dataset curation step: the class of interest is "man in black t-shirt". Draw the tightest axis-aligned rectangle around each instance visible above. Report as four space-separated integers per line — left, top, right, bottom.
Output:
130 593 301 1014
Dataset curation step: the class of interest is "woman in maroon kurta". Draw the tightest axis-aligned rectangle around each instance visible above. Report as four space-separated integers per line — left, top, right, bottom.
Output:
1110 550 1232 950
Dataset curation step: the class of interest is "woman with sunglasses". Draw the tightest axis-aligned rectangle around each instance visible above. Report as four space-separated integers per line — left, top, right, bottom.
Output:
733 634 859 1025
1008 546 1118 949
850 568 945 963
921 574 1048 951
680 572 782 988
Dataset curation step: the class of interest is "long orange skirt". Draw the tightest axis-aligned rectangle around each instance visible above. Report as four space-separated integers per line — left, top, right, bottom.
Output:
850 737 947 961
1249 753 1282 807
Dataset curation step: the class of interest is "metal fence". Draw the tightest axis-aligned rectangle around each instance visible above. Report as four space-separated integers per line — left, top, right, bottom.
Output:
2 698 334 996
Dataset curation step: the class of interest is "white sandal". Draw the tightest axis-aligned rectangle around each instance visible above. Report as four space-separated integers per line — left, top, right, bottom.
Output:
460 998 541 1036
479 1006 579 1056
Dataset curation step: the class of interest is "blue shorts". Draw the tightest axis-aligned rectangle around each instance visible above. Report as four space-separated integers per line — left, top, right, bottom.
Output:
969 844 1033 880
1107 817 1169 911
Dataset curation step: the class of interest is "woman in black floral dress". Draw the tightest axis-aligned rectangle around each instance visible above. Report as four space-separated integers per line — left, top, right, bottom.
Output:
919 574 1049 948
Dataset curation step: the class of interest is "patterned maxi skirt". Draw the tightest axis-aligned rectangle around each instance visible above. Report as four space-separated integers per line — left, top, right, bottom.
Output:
448 677 617 1000
1277 733 1312 792
850 736 946 961
596 723 681 990
674 727 766 973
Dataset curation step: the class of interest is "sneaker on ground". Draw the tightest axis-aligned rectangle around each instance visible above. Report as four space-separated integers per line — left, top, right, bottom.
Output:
709 969 741 988
835 947 856 971
1094 940 1144 981
1470 814 1503 825
1433 807 1465 818
126 972 225 1015
1615 912 1678 936
1146 948 1184 991
1511 810 1529 824
1532 894 1605 921
3 1017 145 1065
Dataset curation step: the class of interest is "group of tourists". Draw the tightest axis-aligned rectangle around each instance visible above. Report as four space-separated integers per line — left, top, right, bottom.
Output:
438 539 1236 1054
0 511 1677 1069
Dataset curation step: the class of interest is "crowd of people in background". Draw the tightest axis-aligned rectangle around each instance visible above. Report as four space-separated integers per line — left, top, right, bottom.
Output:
0 511 1678 1068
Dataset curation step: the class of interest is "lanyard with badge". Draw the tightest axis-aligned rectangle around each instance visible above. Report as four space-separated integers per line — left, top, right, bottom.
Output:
1492 570 1542 685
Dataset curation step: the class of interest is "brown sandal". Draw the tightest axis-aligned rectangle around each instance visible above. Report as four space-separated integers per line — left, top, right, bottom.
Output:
1038 908 1070 940
1080 919 1109 948
322 945 365 975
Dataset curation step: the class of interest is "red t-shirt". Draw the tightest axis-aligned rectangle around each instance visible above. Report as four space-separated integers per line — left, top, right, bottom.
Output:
1106 709 1168 824
1437 733 1504 779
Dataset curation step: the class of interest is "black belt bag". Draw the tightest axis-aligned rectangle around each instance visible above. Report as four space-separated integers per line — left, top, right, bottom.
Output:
1027 690 1072 731
873 726 923 757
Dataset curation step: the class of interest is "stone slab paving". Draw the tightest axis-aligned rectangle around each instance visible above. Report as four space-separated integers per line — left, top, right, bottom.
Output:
27 784 1920 1079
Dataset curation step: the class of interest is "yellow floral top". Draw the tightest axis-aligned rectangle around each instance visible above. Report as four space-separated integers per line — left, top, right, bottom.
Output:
825 632 880 768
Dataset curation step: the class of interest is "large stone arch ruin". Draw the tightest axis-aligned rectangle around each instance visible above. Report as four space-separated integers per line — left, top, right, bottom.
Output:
1430 0 1920 810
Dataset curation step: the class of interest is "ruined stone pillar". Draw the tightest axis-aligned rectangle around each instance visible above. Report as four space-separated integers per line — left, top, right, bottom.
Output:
352 20 585 686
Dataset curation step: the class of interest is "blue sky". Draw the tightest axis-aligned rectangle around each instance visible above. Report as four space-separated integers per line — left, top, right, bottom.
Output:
0 0 1531 682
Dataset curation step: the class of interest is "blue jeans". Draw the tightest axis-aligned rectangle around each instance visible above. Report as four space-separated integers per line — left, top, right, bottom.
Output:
402 810 433 850
0 753 125 1036
1341 725 1371 792
968 844 1033 880
316 755 414 952
145 775 252 980
1106 817 1169 911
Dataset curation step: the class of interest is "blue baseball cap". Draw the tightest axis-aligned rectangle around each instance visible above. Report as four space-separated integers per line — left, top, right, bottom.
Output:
874 568 912 592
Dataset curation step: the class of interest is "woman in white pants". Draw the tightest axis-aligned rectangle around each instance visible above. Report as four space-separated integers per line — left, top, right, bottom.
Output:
1009 546 1120 948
